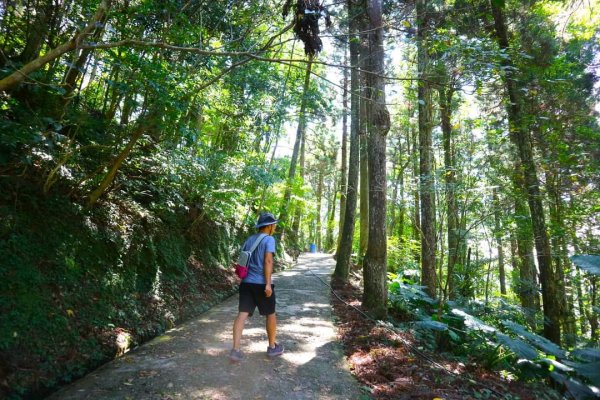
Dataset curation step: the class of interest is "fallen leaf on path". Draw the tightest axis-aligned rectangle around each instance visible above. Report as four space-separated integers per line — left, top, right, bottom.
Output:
139 370 159 378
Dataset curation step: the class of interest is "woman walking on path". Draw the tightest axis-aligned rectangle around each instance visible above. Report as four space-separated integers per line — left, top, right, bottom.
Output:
230 212 284 361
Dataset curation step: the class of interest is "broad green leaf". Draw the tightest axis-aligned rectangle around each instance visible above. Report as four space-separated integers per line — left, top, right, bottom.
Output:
570 362 600 386
496 332 538 360
452 309 496 332
414 320 448 331
572 348 600 362
550 373 600 400
570 255 600 276
502 320 566 358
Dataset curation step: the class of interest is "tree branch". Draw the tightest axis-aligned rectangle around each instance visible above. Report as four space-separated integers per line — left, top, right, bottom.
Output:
0 0 111 93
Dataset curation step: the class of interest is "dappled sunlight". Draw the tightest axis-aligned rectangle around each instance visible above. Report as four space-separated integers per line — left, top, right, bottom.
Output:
278 270 303 277
196 318 218 324
189 388 230 400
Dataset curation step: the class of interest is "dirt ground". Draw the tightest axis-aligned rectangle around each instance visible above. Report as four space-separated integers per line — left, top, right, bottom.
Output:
46 254 366 400
330 276 561 400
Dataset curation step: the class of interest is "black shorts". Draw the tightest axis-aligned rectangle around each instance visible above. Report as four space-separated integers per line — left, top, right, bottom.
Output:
238 282 276 316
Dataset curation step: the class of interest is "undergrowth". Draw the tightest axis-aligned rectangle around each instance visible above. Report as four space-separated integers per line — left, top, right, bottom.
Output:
388 273 600 400
0 182 238 399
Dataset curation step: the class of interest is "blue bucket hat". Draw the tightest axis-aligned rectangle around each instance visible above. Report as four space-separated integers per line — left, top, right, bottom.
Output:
255 212 279 228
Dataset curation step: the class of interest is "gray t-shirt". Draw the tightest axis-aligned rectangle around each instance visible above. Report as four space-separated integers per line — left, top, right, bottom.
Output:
241 233 276 284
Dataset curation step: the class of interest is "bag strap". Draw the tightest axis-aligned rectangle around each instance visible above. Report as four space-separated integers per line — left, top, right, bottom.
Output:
248 233 267 254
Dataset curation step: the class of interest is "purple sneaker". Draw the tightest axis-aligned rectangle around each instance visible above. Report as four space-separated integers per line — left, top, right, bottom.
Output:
267 343 284 357
229 348 244 362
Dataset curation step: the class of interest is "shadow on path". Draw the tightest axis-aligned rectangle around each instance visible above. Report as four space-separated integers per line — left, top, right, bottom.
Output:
47 254 365 400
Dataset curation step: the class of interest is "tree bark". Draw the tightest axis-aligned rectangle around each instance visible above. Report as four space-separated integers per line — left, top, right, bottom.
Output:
62 13 107 102
337 46 349 253
19 0 54 63
513 191 539 330
334 0 361 281
489 0 561 344
492 188 507 296
362 0 390 319
291 126 307 243
316 166 324 250
411 126 421 264
0 0 110 93
417 0 437 299
359 106 369 258
439 83 458 300
325 174 337 250
358 10 370 259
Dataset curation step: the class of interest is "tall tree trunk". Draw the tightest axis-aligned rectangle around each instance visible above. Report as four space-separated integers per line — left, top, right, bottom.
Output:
0 0 110 93
388 145 400 236
362 0 390 319
417 0 437 299
280 56 313 240
334 1 360 281
439 83 458 300
489 0 561 344
514 190 539 330
315 166 324 250
19 0 54 63
291 127 307 244
411 126 421 264
358 12 370 259
545 167 574 345
359 108 369 258
337 47 349 253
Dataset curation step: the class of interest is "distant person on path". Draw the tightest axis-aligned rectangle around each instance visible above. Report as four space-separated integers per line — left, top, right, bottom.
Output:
230 212 284 361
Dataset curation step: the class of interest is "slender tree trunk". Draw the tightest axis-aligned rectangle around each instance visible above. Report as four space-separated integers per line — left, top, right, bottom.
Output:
62 13 107 102
316 166 324 250
588 277 599 343
0 0 110 93
291 128 307 243
489 0 560 344
87 115 154 207
326 175 337 250
280 56 313 239
397 132 406 239
388 146 400 236
570 199 588 337
334 1 360 281
362 0 390 319
417 0 436 298
493 188 507 295
411 126 421 263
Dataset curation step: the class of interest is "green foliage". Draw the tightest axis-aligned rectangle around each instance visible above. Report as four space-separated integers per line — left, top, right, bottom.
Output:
571 255 600 277
388 275 600 398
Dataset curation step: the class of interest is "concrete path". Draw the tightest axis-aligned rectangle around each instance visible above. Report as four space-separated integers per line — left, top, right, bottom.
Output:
47 254 364 400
